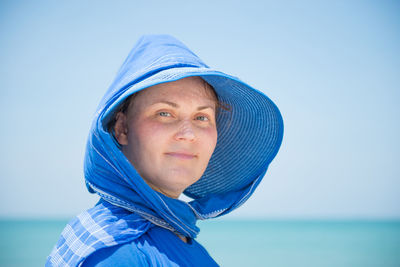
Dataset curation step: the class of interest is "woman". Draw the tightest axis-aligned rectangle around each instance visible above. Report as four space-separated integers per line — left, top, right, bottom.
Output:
46 34 283 266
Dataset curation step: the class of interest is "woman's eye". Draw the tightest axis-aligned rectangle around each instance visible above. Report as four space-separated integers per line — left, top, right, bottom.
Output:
158 111 171 117
196 115 209 121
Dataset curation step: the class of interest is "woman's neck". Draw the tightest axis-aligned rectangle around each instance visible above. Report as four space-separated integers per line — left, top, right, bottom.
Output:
176 233 188 243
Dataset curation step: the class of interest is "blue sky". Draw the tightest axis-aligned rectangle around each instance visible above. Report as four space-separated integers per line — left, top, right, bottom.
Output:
0 0 399 219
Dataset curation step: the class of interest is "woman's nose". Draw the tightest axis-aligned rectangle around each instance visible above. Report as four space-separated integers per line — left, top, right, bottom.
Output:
174 120 195 142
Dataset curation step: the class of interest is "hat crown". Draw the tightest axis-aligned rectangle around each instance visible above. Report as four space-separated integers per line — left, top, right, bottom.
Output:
108 35 208 97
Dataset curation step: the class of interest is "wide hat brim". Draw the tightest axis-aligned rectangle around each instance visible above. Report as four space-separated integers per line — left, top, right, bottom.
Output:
102 66 284 200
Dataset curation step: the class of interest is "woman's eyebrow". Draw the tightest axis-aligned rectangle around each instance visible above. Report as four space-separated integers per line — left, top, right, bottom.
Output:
152 101 215 111
197 105 215 111
155 100 178 108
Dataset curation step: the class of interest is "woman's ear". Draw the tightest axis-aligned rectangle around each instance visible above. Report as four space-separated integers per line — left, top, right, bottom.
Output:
113 112 129 145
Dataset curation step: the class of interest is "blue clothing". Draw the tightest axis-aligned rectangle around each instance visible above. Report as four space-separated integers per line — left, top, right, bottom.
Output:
46 200 218 266
46 34 283 266
82 225 218 267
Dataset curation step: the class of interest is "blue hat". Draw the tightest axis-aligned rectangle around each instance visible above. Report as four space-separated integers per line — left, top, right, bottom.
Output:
101 35 283 199
84 34 283 237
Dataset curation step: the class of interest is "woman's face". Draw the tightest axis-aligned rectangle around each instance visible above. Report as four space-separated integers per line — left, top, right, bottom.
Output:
114 77 218 198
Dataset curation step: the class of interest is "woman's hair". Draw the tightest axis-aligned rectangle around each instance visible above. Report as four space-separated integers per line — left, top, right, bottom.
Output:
106 79 231 133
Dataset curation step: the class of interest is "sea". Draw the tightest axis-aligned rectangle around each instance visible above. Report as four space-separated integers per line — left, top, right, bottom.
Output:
0 219 399 267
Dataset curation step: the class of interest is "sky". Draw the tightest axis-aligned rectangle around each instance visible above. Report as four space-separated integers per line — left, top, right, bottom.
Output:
0 0 399 220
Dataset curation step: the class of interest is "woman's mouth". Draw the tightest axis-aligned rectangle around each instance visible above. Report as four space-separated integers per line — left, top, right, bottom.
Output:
165 152 196 160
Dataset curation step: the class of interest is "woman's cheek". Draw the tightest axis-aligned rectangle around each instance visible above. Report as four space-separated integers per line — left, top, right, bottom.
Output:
138 121 170 142
200 127 218 150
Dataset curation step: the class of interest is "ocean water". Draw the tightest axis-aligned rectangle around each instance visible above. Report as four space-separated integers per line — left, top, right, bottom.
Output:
0 219 399 267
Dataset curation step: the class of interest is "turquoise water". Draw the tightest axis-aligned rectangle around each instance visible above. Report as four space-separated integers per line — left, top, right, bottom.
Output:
1 219 399 266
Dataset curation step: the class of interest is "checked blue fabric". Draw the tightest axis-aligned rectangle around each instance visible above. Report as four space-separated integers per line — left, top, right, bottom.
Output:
47 200 152 266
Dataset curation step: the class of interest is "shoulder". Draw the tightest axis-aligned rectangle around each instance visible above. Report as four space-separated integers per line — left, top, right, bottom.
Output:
47 201 153 267
81 242 149 267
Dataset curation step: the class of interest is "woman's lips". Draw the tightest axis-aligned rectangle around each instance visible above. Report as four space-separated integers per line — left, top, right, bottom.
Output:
165 152 196 160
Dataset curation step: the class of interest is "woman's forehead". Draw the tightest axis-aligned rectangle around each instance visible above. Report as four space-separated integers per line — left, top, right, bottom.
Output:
133 77 217 105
